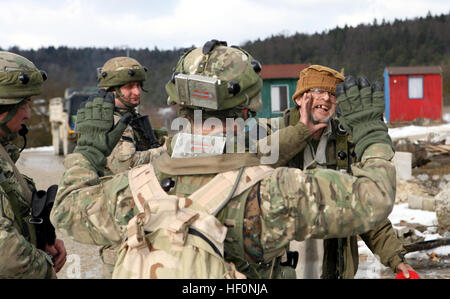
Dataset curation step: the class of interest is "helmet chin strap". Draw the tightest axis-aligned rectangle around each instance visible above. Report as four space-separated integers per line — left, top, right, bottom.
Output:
114 86 139 110
18 124 28 152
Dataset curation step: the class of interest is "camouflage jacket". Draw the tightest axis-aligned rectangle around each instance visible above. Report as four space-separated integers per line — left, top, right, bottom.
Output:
51 119 397 278
105 110 166 175
0 140 53 278
273 107 406 278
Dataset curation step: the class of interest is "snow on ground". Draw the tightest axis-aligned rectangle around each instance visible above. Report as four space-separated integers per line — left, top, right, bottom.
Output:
389 123 450 140
23 146 54 152
388 113 450 141
355 203 450 278
444 113 450 124
389 203 438 227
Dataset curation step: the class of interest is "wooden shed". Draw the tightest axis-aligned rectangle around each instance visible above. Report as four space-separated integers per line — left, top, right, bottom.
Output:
257 64 309 118
384 66 443 122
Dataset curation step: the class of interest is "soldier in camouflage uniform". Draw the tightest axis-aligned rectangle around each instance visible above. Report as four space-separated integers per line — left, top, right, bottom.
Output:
268 65 415 278
97 56 167 176
96 56 168 277
0 51 66 278
51 41 397 278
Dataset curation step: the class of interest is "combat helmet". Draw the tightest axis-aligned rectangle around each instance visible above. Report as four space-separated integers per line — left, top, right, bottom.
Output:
0 51 47 137
97 57 148 109
165 40 263 119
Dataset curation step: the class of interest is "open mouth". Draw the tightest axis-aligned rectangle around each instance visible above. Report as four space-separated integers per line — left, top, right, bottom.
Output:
314 104 330 112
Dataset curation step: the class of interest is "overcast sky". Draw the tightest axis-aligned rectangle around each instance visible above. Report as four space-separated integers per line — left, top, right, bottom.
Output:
0 0 448 50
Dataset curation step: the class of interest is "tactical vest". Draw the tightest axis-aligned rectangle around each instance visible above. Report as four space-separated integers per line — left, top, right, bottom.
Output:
113 162 276 278
282 106 358 279
152 150 299 279
113 148 298 279
283 106 354 172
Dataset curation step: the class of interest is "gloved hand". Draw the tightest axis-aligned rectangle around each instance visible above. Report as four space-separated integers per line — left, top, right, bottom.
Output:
73 89 133 175
336 75 393 161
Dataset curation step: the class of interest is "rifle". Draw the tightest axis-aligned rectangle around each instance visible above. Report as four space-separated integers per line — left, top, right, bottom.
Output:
129 115 161 150
404 238 450 253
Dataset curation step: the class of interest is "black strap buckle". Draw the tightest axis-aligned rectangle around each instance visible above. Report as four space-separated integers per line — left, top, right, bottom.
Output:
202 40 228 54
280 251 299 269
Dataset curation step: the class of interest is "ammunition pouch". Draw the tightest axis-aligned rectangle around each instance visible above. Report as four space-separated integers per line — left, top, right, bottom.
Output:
129 115 161 151
30 184 57 250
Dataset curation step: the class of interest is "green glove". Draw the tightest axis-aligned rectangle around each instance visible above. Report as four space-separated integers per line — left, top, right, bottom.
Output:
336 75 393 161
73 90 132 175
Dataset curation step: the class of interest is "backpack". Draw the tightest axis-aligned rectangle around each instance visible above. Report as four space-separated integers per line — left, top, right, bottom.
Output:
112 163 274 278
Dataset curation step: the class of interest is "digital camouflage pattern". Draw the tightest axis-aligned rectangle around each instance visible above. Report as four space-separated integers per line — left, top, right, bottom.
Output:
0 140 53 278
0 51 44 103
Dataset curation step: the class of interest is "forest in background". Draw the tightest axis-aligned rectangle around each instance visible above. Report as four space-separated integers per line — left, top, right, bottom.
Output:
2 11 450 147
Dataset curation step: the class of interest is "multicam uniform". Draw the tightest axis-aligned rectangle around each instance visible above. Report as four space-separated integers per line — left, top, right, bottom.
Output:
51 137 396 278
96 57 166 276
0 51 53 278
0 140 54 278
97 56 166 176
50 42 397 278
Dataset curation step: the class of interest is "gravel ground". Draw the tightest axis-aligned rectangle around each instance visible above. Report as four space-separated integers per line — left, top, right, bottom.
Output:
17 150 104 279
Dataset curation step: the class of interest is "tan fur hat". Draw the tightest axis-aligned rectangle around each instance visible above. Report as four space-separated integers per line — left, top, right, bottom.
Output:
292 65 344 100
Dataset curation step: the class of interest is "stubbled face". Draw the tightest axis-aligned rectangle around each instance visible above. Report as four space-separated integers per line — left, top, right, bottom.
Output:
307 89 337 123
0 99 31 136
116 82 142 106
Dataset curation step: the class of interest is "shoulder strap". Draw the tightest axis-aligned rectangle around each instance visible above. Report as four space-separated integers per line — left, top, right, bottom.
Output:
0 144 32 203
335 134 349 171
128 164 167 212
153 152 262 175
128 163 274 216
190 165 274 216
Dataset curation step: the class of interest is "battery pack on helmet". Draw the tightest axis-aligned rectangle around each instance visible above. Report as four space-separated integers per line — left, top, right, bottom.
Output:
175 73 220 110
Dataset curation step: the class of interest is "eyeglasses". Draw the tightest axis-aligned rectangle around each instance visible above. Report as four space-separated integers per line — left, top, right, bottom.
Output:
309 88 336 98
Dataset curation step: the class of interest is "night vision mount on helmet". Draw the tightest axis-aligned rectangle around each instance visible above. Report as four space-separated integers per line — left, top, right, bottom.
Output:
165 40 263 114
